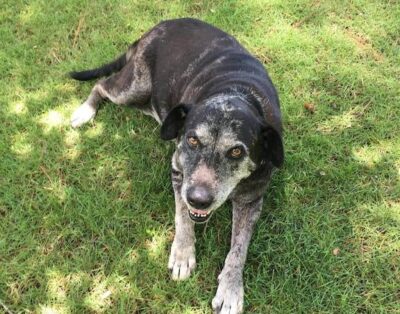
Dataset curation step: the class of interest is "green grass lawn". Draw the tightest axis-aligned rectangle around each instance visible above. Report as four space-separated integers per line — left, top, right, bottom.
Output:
1 0 399 313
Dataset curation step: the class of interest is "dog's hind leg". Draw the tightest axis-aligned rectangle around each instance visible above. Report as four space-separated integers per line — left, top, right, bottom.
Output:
212 197 262 314
71 57 152 128
70 81 107 128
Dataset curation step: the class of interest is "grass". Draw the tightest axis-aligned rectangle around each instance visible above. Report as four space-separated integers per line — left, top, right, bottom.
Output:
1 0 399 313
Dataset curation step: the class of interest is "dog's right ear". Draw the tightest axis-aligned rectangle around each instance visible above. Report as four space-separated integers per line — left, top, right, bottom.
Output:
160 104 191 140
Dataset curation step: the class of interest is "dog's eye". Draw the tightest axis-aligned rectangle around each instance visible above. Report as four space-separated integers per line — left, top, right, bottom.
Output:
187 136 199 147
229 147 243 159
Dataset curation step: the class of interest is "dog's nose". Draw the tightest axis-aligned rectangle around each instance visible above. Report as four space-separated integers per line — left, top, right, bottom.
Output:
187 185 214 209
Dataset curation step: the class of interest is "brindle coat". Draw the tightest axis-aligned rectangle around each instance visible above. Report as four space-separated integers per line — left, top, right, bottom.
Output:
69 18 284 314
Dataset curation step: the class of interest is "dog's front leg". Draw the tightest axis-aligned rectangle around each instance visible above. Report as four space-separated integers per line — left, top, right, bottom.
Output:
212 198 262 314
168 167 196 280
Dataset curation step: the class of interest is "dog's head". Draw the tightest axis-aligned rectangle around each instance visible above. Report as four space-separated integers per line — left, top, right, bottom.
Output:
161 96 283 223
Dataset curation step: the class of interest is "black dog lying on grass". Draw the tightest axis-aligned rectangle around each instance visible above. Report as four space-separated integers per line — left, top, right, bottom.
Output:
69 18 283 314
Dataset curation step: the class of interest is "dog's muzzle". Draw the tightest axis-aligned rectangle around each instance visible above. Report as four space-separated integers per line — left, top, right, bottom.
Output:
187 185 214 223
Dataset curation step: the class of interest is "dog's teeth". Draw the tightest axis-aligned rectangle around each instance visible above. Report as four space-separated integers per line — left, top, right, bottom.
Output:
189 210 209 219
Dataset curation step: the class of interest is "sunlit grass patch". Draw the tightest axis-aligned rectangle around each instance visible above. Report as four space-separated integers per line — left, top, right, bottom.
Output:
40 110 66 130
9 102 28 116
84 122 104 138
83 273 140 313
11 132 34 157
353 140 395 167
144 228 170 259
39 305 69 314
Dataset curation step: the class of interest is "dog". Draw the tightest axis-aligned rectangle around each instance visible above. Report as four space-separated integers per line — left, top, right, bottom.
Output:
69 18 283 314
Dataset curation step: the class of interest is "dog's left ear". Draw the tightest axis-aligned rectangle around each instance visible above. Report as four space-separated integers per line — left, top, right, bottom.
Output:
262 126 284 168
160 104 191 140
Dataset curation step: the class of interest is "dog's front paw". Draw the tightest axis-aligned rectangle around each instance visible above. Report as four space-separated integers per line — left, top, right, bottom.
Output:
212 272 244 314
71 102 97 128
168 239 196 280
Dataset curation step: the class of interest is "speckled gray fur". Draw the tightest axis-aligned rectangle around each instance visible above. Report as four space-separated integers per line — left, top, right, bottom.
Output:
69 18 284 314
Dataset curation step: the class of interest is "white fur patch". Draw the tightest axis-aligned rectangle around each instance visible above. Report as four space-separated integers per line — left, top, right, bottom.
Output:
168 239 196 281
70 102 97 128
194 123 213 146
212 274 244 314
219 129 246 149
204 94 240 107
211 155 255 209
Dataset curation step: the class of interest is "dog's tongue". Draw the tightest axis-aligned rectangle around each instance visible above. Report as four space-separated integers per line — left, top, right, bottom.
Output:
191 209 209 215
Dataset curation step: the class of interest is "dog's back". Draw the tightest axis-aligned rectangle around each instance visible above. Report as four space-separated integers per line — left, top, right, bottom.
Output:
143 19 282 132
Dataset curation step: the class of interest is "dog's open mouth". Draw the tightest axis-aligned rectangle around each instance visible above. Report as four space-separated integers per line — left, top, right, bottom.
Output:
188 208 212 223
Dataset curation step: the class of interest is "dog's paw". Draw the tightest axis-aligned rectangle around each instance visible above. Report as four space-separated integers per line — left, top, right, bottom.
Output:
212 273 244 314
71 102 97 128
168 239 196 280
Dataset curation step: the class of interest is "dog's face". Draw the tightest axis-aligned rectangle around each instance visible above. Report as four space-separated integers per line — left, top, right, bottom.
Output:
161 97 283 223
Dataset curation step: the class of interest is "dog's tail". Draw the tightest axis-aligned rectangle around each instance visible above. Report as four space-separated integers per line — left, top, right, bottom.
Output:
69 41 138 81
69 53 127 81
